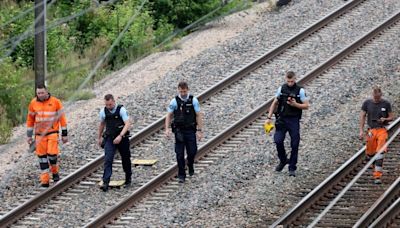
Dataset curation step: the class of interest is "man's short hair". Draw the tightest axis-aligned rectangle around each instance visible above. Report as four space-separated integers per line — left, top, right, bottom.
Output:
104 94 114 101
178 81 189 89
286 71 296 79
36 84 47 90
372 86 382 94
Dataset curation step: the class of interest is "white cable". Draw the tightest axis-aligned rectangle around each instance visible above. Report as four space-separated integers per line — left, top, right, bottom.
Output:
0 1 45 30
0 0 57 63
0 0 244 95
69 0 148 101
0 0 118 63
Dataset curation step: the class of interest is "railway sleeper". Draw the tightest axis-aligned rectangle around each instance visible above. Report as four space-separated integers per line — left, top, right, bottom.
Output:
119 216 136 221
146 196 165 201
108 225 127 228
324 213 366 220
201 155 223 161
206 153 228 158
328 208 364 215
15 220 38 225
315 221 354 227
157 188 176 193
111 220 131 225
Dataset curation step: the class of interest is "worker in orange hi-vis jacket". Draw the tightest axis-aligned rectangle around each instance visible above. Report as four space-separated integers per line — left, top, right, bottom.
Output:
26 84 68 187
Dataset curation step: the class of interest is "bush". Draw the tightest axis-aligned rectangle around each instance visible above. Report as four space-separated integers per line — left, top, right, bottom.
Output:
149 0 222 29
0 58 32 125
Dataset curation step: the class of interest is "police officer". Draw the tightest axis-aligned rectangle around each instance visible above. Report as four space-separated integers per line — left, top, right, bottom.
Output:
265 71 310 177
98 94 132 191
165 81 204 183
359 86 394 184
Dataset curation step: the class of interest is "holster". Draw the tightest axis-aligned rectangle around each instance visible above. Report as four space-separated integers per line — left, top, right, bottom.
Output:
171 122 177 133
275 117 286 131
174 128 184 143
101 133 107 149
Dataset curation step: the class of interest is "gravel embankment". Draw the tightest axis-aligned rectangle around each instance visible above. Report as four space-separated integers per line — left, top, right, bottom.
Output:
1 0 399 226
0 0 345 208
126 23 400 227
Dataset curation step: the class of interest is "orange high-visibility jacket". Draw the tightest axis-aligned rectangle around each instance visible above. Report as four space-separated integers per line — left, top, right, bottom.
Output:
26 95 67 136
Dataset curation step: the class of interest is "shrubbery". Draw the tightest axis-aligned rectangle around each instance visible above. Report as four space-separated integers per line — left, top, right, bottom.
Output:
0 58 32 143
0 0 248 143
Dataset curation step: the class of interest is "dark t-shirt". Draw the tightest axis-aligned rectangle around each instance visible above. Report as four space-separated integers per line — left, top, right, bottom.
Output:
361 99 392 128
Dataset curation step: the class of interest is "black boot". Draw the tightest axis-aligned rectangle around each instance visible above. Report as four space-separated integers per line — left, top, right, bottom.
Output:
275 160 288 172
124 175 132 188
53 173 60 182
100 180 109 192
188 165 194 176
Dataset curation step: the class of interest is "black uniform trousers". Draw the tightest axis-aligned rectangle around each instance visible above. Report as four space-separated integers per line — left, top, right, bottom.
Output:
175 129 197 179
103 136 132 183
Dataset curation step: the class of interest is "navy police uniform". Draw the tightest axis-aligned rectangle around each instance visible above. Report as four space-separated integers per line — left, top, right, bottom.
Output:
167 95 201 181
274 83 308 172
100 105 132 188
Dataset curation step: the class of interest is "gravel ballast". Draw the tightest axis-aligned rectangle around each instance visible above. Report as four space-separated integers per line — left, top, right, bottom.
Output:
0 0 399 226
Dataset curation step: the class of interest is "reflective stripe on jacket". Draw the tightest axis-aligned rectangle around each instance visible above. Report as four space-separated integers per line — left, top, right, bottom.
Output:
26 95 67 135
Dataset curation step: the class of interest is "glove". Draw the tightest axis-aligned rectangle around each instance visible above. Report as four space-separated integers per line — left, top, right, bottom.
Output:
28 140 36 153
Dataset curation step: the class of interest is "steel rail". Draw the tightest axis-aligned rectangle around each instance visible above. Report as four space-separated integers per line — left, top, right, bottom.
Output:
129 0 363 145
84 7 399 228
369 197 400 227
271 119 400 227
355 177 400 227
0 159 101 227
307 125 400 227
0 0 367 226
270 12 400 228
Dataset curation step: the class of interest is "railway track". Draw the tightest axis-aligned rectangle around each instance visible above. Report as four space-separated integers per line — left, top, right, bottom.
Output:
1 0 399 226
85 10 400 228
368 186 400 227
356 176 400 227
271 116 400 227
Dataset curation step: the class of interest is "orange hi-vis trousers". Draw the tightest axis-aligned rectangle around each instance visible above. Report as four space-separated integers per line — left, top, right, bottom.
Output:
365 128 388 180
35 133 60 185
35 133 60 156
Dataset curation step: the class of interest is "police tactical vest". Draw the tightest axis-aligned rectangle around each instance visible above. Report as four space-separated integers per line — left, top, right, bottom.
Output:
173 95 196 129
277 83 303 118
104 105 127 138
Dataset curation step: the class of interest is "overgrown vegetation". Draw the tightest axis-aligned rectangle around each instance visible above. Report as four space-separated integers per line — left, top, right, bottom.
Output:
0 0 249 144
